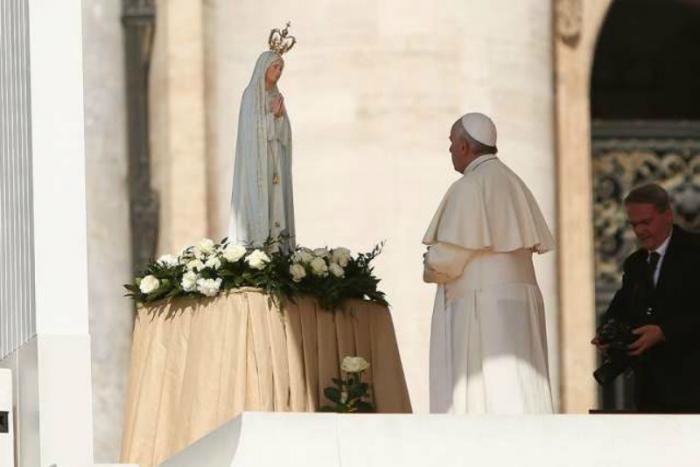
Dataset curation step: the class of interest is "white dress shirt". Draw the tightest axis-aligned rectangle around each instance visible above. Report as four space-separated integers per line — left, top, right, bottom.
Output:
650 230 672 286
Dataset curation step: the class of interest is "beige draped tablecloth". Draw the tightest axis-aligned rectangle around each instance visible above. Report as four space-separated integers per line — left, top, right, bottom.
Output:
120 288 412 467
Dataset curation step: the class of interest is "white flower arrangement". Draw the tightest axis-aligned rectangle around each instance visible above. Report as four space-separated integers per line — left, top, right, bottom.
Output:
125 238 387 312
194 238 216 258
196 277 222 297
289 263 307 282
139 275 160 294
329 263 345 278
246 250 271 270
292 248 314 264
331 248 351 267
222 243 247 263
181 271 199 292
186 259 206 272
309 257 329 277
313 247 330 258
205 256 222 270
157 254 179 268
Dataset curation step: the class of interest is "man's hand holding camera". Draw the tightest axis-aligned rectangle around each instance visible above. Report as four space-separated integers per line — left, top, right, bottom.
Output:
590 318 666 386
591 324 665 356
626 325 665 356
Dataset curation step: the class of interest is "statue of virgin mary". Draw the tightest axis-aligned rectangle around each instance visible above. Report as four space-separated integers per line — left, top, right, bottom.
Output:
228 24 296 251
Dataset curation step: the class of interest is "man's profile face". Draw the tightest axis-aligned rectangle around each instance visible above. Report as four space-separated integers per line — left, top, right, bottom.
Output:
449 125 467 173
625 202 673 251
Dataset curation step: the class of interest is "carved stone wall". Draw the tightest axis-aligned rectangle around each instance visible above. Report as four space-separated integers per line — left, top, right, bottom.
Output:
593 124 700 296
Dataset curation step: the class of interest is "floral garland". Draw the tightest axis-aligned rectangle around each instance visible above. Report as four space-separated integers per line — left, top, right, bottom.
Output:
124 237 387 311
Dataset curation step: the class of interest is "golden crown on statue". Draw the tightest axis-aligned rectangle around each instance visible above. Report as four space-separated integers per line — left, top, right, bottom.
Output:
268 21 296 55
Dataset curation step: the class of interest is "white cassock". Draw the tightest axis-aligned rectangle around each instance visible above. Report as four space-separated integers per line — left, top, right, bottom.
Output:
423 154 555 414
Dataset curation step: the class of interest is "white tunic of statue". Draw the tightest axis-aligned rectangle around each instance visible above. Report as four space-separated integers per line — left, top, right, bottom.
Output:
228 51 295 250
423 154 555 414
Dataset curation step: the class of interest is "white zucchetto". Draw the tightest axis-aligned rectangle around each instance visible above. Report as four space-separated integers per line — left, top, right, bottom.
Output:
460 112 497 147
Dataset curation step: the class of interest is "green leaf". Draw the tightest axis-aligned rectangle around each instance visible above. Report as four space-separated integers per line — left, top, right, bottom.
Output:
324 387 341 404
355 401 375 413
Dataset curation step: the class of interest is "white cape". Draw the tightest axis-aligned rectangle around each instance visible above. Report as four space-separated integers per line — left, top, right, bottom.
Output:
423 155 554 254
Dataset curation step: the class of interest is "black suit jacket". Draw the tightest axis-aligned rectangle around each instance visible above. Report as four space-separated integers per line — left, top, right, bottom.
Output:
604 225 700 412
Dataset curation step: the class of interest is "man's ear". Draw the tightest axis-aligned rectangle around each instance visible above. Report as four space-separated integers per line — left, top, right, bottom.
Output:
663 208 673 223
460 140 468 155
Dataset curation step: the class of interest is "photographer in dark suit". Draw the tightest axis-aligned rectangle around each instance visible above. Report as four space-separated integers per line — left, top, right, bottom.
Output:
592 183 700 412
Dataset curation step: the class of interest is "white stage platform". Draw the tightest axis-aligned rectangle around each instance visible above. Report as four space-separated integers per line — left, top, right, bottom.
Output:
161 412 700 467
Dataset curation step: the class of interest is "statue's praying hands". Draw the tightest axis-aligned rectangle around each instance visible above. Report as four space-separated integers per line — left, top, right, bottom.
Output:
271 94 285 118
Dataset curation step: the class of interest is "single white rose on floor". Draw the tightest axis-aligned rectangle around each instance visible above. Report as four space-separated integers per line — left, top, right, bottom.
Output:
246 250 271 270
181 271 198 292
222 244 247 263
289 263 307 282
313 247 330 258
139 275 160 294
194 238 216 258
329 263 345 278
186 259 205 271
196 277 222 297
205 256 222 270
156 254 179 268
309 257 329 277
331 248 351 267
292 248 314 264
341 356 370 374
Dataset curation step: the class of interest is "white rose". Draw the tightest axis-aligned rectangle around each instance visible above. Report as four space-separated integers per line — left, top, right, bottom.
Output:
331 248 351 267
341 356 370 374
139 275 160 294
156 254 179 268
196 277 222 297
222 244 247 263
289 264 307 282
329 263 345 278
309 257 329 277
313 247 330 258
186 259 205 271
181 271 199 292
194 238 216 258
292 248 314 264
246 250 271 270
205 256 222 270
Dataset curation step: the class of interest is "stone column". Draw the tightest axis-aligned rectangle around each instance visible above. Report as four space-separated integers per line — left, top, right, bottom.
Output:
82 0 133 461
0 0 95 464
150 0 209 254
553 0 612 413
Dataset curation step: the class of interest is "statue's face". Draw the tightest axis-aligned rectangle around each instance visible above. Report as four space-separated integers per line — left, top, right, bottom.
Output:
266 59 284 85
625 202 673 251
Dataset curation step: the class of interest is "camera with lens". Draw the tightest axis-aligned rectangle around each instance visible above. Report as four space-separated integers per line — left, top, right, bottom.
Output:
593 318 638 386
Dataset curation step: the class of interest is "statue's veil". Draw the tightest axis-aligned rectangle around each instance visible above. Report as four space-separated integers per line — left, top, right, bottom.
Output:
228 51 288 246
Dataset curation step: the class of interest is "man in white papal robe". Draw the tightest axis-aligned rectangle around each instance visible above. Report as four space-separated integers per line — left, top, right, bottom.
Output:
423 112 555 414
